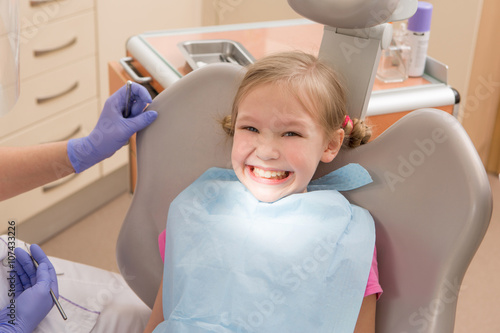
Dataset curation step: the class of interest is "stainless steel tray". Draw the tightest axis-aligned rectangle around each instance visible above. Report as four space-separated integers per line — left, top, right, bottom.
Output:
178 39 255 70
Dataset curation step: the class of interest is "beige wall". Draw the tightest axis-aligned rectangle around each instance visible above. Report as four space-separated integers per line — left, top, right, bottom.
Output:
425 0 483 100
470 0 500 168
203 0 301 25
96 0 204 108
426 0 500 165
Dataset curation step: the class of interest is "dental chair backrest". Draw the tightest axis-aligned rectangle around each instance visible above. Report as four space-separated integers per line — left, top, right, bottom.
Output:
117 63 492 332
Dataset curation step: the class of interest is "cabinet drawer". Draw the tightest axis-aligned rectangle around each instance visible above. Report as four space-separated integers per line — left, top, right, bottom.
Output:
102 144 129 176
20 11 96 79
0 56 97 139
19 0 94 28
0 7 12 37
0 100 100 227
0 19 5 37
0 34 18 114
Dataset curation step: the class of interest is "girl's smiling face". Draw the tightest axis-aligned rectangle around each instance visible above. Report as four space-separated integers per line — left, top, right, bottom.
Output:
231 83 344 203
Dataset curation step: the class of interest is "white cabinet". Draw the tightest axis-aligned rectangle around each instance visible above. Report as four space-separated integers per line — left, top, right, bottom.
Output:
18 0 93 23
0 100 100 230
1 0 206 238
19 10 96 79
0 56 97 137
0 0 98 233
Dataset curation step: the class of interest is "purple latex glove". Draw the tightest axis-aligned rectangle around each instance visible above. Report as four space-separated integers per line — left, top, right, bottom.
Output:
67 82 158 173
0 245 58 333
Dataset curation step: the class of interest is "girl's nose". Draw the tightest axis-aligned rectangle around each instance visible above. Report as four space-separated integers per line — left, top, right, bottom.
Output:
255 136 280 160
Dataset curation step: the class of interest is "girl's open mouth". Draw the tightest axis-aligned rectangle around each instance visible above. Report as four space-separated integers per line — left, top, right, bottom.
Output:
247 166 292 184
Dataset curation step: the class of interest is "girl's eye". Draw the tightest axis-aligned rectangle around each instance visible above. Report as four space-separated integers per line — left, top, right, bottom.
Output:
244 126 259 133
283 131 300 137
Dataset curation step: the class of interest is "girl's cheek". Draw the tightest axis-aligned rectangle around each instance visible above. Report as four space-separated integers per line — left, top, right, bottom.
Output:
283 143 307 162
236 132 255 148
232 133 252 157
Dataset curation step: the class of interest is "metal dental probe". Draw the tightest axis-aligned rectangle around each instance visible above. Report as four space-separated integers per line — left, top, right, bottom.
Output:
30 254 67 321
123 80 133 118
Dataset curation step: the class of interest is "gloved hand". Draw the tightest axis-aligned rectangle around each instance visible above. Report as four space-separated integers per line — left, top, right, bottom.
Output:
67 82 158 173
0 245 58 333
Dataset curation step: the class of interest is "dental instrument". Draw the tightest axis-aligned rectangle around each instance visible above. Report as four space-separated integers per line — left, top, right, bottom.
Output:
27 249 67 321
123 80 133 118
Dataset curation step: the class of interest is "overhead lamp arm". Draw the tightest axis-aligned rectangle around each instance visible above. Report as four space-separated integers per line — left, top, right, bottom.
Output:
287 0 418 119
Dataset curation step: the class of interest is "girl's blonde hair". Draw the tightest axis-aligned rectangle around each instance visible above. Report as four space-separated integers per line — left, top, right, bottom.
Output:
221 51 371 148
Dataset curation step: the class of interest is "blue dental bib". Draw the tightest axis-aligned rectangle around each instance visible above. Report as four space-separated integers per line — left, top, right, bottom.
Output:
154 164 375 333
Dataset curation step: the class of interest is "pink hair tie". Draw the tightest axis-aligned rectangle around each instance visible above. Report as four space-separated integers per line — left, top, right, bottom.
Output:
342 115 354 135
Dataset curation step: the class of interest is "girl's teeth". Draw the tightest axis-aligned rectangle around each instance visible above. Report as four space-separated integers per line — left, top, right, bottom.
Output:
253 167 288 179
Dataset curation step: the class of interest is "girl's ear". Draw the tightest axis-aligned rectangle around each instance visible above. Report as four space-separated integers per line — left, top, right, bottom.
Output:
321 129 344 163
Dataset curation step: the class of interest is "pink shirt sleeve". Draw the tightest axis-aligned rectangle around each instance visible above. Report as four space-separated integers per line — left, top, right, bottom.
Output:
159 229 166 263
365 246 383 299
158 229 383 299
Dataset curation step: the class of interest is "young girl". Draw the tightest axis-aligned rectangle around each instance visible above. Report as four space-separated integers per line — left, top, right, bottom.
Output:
144 51 381 333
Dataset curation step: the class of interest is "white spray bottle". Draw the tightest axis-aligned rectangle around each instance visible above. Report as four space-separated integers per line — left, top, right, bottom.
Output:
407 1 433 77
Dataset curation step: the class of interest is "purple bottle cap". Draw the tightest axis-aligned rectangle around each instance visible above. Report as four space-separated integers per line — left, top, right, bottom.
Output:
408 1 433 32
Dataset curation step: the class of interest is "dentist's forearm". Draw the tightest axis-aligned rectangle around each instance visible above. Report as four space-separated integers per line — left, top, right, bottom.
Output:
0 141 74 201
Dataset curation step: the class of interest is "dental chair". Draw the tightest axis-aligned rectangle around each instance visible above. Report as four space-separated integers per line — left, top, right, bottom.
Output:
117 1 493 332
